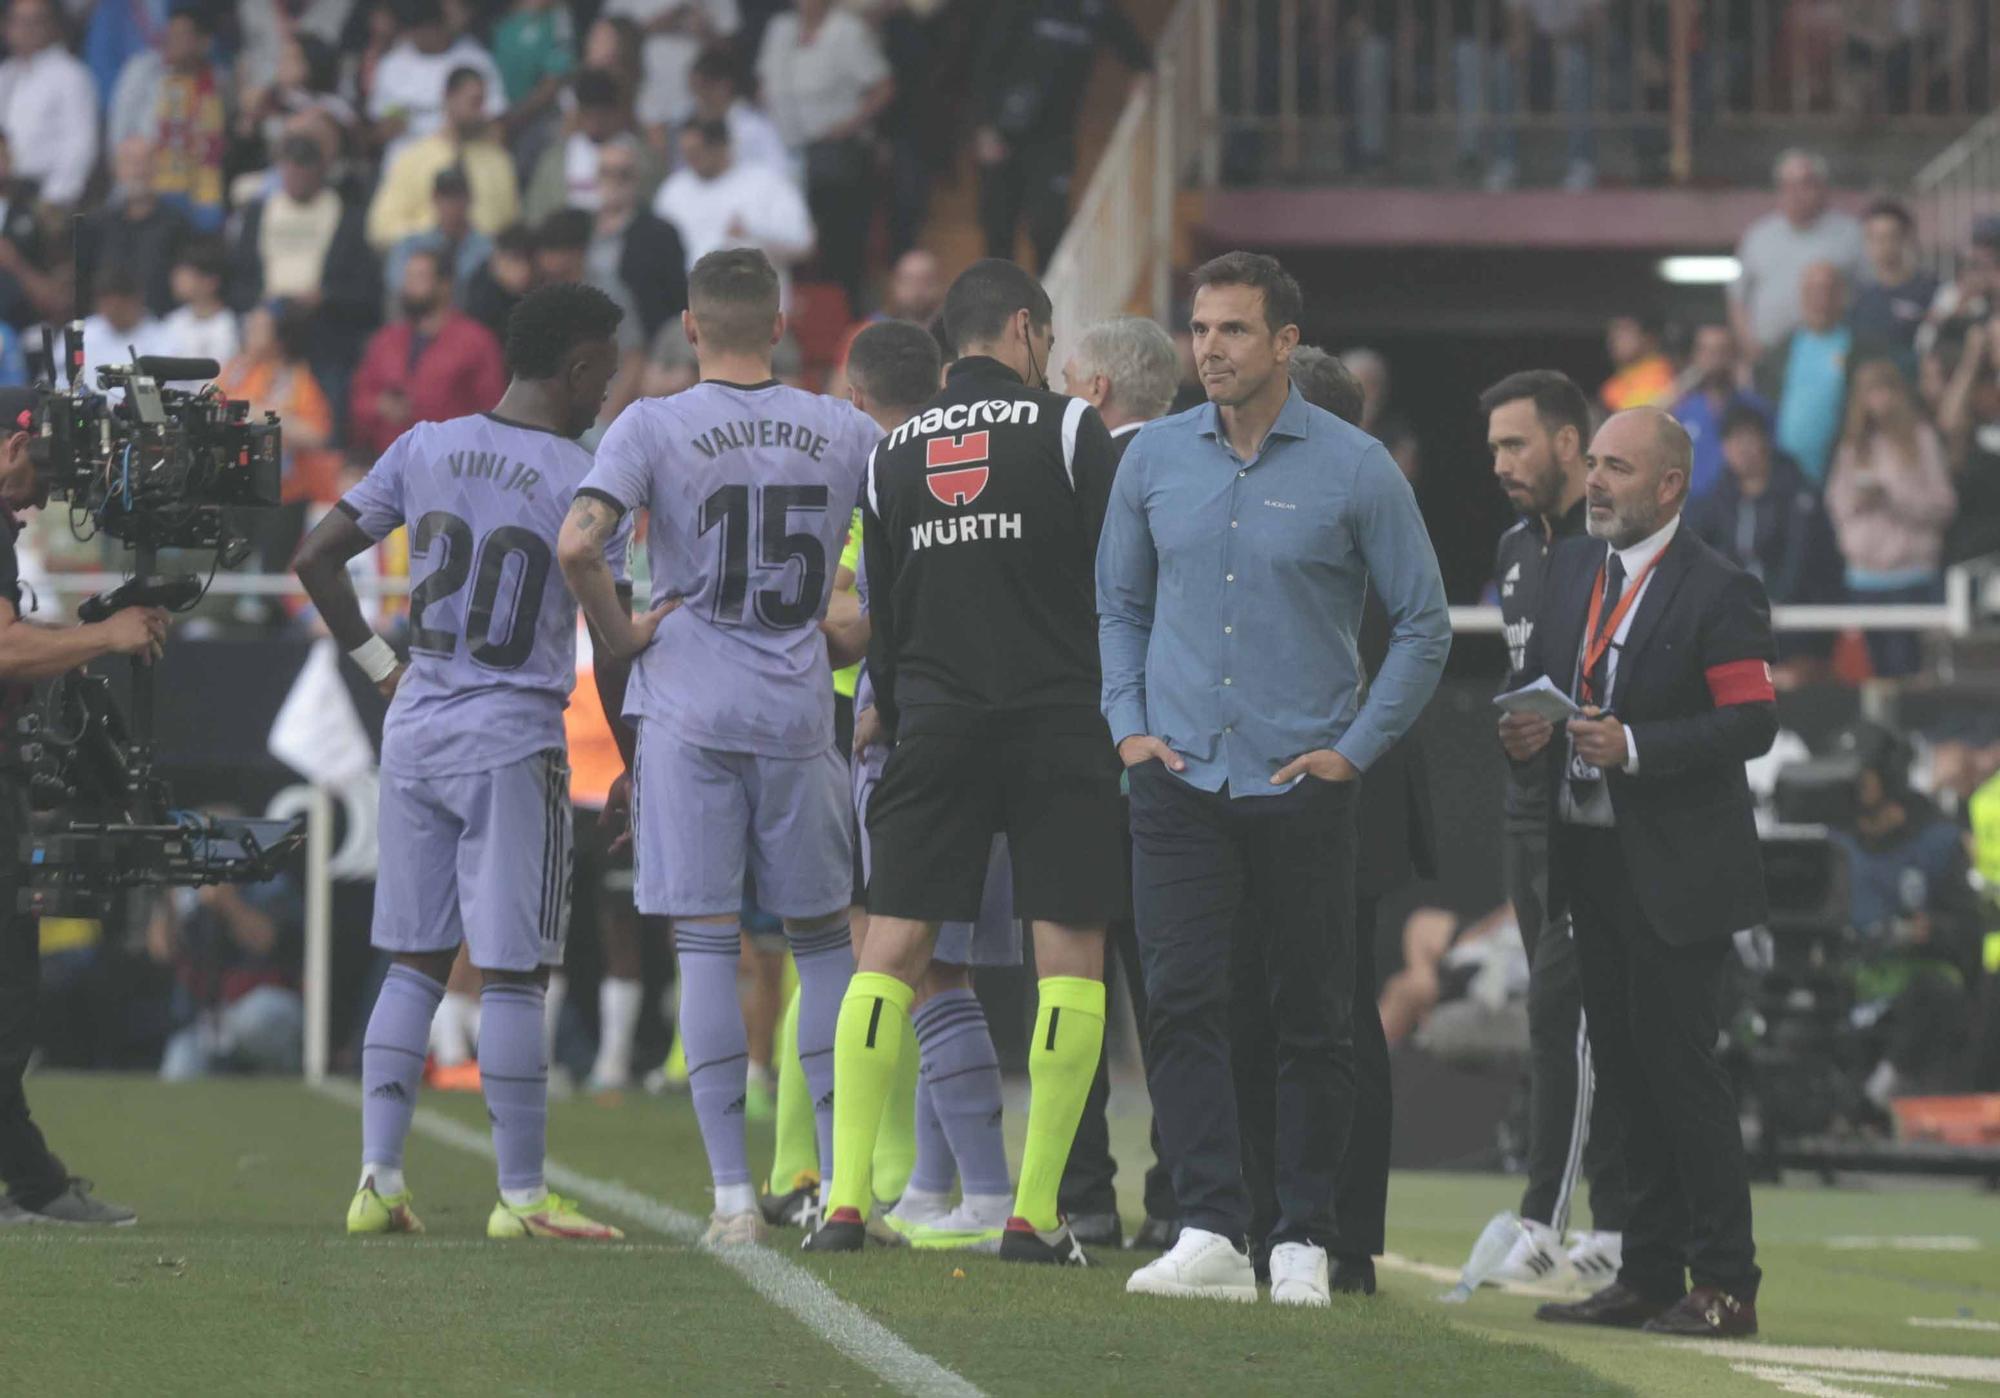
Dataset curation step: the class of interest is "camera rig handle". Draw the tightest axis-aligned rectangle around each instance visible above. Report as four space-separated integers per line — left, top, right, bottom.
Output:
76 574 203 624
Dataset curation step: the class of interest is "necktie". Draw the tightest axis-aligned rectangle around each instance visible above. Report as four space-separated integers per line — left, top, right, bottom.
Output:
1583 552 1626 705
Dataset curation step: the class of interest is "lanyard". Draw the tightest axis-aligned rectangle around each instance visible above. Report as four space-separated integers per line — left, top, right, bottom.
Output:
1580 540 1669 704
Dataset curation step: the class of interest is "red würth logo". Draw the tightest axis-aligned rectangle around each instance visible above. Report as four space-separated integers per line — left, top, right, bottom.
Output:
925 431 991 506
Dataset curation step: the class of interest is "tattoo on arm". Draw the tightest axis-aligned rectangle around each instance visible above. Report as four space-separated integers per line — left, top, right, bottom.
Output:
566 496 621 548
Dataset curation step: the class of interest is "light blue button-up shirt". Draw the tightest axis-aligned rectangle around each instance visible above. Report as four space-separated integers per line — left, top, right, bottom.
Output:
1096 385 1450 795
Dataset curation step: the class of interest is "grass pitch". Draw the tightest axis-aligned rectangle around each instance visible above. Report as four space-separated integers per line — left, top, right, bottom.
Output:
5 1074 1999 1396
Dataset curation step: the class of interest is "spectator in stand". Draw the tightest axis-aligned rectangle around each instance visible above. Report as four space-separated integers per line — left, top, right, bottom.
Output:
1731 149 1865 362
1341 346 1420 483
80 137 192 320
578 12 647 122
0 131 65 330
148 874 307 1081
348 245 505 456
1852 197 1937 375
1481 0 1608 192
217 300 342 505
229 134 382 423
1686 405 1844 675
235 31 358 170
159 236 240 369
236 0 357 93
367 66 520 251
1826 357 1958 678
0 0 100 209
107 5 231 233
1673 322 1771 501
368 0 504 164
642 317 699 396
687 42 788 174
822 245 943 397
972 0 1149 271
384 165 492 313
589 135 688 342
1921 218 2000 417
868 0 946 256
1761 261 1854 485
528 206 644 418
757 0 893 307
653 118 814 305
78 266 172 394
605 0 739 135
462 219 533 339
489 0 575 152
522 67 665 224
1599 313 1675 412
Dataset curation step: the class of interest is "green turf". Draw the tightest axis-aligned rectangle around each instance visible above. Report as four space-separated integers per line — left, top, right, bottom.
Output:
6 1075 2000 1397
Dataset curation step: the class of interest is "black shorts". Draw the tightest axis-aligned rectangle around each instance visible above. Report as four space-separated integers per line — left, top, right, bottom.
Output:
866 726 1127 925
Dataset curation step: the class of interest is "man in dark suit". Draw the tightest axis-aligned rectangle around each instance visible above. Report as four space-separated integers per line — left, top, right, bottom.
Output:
1502 406 1772 1338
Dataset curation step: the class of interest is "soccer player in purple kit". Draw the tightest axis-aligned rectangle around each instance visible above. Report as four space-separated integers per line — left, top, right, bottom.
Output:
557 249 881 1250
295 283 657 1241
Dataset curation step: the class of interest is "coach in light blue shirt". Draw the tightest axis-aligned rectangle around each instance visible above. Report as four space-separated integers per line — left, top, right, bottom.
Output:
1104 252 1448 1305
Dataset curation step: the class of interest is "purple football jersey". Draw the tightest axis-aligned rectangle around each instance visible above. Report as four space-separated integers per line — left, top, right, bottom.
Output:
581 382 880 758
341 413 628 777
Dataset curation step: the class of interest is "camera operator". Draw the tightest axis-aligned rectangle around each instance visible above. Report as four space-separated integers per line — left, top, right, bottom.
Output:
0 385 168 1225
1828 723 1981 1112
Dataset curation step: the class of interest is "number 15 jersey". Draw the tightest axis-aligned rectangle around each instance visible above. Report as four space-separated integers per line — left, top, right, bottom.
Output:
579 379 880 758
339 412 628 778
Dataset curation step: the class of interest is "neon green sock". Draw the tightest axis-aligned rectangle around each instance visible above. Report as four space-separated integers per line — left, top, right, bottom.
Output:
870 1011 920 1203
827 972 914 1217
1014 976 1106 1232
767 986 818 1192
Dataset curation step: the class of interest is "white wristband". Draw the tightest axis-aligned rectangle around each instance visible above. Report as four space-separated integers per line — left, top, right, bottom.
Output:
348 634 399 683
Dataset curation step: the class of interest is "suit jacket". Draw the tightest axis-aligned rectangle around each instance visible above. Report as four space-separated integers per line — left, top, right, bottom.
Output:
1519 522 1778 945
1357 586 1438 895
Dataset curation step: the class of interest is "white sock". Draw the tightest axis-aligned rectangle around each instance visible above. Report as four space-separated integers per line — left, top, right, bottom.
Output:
954 1192 1012 1229
592 976 642 1083
431 992 479 1067
715 1181 757 1217
360 1163 406 1196
500 1184 549 1209
889 1186 953 1225
544 972 568 1060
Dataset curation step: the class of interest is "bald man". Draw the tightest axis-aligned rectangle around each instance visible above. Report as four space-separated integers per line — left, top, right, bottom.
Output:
1502 407 1775 1339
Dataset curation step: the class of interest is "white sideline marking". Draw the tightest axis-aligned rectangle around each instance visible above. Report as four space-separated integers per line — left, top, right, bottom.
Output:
1825 1236 1983 1252
1909 1318 2000 1334
314 1082 982 1398
1671 1342 2000 1385
1378 1250 1574 1300
1732 1362 1946 1396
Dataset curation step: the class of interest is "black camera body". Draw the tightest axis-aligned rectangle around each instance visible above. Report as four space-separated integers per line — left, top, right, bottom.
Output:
30 349 283 555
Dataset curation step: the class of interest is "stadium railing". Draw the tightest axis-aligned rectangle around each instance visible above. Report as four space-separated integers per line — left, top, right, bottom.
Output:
1914 104 2000 280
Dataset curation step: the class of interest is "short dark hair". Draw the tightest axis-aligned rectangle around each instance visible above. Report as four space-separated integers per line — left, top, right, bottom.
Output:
1287 346 1363 426
1863 196 1914 231
95 266 141 302
535 207 593 253
494 222 535 257
1477 369 1591 449
267 299 313 361
691 44 742 90
175 234 228 284
685 117 730 148
928 314 952 364
942 259 1050 355
445 65 486 98
848 319 942 413
687 248 781 354
1190 251 1304 335
1720 402 1771 441
392 0 444 27
504 282 624 379
168 3 214 35
403 245 449 284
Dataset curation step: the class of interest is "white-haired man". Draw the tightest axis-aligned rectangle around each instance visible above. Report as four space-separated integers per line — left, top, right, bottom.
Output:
1061 314 1180 467
1731 149 1864 362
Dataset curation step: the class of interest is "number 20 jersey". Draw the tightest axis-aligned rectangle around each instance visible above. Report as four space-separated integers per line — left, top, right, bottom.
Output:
339 412 627 779
579 380 881 759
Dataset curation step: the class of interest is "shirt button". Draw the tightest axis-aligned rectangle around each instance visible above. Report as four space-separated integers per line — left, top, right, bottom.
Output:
1223 625 1232 634
1230 520 1238 528
1225 573 1235 582
1223 725 1233 733
1223 677 1233 686
1237 469 1247 478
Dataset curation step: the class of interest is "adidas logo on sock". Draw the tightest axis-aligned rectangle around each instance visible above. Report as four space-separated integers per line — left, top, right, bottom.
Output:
369 1082 408 1101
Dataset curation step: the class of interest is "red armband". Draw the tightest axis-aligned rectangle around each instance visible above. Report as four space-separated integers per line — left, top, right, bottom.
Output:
1706 659 1775 706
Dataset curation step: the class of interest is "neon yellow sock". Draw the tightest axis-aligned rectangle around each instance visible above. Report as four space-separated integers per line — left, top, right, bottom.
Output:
827 972 914 1217
870 1011 920 1203
1014 976 1106 1232
767 986 817 1192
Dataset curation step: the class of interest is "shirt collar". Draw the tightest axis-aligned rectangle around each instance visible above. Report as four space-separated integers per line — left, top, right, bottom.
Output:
1609 510 1681 578
947 356 1024 388
1196 381 1313 446
1109 420 1144 439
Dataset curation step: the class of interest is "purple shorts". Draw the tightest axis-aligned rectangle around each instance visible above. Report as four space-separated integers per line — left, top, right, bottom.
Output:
633 724 853 919
373 748 572 972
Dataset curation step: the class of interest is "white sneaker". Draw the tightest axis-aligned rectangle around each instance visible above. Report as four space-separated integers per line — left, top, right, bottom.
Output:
1492 1216 1567 1286
701 1209 766 1250
1269 1242 1331 1307
1125 1227 1258 1302
1565 1230 1622 1285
